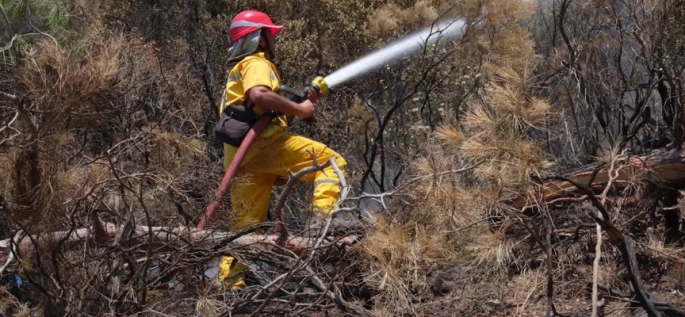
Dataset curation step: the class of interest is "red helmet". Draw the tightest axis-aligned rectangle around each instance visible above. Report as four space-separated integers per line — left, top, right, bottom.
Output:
229 10 283 43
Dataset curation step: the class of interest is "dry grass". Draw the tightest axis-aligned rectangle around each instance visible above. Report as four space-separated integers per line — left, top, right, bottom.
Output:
0 286 30 317
464 229 519 276
412 155 457 197
366 1 440 40
604 301 631 317
509 267 545 315
362 219 448 314
645 228 685 265
434 126 464 150
195 293 226 317
146 129 206 174
17 38 121 118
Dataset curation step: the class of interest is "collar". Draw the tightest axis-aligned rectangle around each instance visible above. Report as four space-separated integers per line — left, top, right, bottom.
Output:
252 52 268 60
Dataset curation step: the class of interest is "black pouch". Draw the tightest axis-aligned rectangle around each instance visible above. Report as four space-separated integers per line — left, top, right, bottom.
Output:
214 105 259 147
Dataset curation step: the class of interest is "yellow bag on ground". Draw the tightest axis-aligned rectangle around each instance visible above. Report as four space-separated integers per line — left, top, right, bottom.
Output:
218 256 247 290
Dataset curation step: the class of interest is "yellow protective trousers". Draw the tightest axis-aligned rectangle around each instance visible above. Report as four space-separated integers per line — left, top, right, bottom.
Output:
223 126 347 231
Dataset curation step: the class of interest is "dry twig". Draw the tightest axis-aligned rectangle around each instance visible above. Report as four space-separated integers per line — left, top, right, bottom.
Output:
554 174 664 317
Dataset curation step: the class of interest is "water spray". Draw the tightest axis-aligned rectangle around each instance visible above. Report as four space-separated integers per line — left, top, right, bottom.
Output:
287 18 466 102
325 19 466 88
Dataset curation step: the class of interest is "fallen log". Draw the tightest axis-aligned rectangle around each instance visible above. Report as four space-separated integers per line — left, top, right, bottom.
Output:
0 218 359 266
513 149 685 209
0 218 369 316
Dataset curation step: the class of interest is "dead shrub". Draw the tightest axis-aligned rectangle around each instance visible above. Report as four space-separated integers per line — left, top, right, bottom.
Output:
366 1 439 40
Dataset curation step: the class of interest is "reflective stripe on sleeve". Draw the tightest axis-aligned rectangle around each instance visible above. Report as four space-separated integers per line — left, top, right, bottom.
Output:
314 179 341 187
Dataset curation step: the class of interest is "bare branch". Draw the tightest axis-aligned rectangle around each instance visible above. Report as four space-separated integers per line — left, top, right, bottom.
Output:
553 176 663 317
0 231 23 275
273 151 333 246
0 220 352 261
0 91 18 101
0 111 19 134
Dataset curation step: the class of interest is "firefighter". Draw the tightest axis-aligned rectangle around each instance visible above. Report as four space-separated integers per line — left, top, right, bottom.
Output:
217 10 347 289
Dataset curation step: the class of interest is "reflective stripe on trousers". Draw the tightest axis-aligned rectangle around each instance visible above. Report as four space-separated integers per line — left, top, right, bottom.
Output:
223 127 347 231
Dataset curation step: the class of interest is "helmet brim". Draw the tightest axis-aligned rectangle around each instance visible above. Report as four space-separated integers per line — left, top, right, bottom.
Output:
265 25 283 38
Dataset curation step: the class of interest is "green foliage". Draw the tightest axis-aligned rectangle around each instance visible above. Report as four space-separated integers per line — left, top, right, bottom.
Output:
2 0 70 34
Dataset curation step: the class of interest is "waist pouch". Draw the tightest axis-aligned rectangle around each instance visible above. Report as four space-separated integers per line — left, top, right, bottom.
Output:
214 105 260 147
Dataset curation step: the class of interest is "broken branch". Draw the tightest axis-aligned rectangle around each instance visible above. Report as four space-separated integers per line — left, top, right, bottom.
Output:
554 176 663 317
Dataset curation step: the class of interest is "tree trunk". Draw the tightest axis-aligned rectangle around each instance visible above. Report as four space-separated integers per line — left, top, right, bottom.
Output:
661 189 683 245
514 149 685 209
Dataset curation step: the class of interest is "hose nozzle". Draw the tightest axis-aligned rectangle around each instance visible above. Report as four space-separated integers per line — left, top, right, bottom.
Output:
279 76 329 124
310 76 328 96
280 76 329 103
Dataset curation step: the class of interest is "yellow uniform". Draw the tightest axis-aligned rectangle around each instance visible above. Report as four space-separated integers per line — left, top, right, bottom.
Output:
220 52 347 230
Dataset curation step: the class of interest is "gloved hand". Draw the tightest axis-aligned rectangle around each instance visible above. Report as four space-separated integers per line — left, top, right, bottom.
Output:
296 100 316 119
306 87 321 103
